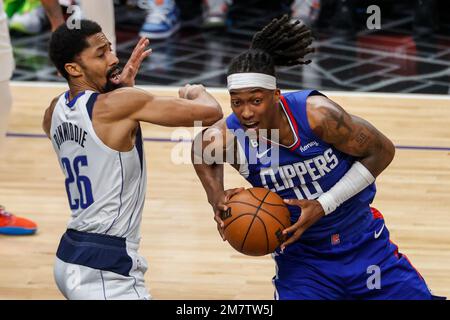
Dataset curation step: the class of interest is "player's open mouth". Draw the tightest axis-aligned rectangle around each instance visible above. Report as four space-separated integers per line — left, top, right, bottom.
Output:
107 66 122 85
243 122 259 129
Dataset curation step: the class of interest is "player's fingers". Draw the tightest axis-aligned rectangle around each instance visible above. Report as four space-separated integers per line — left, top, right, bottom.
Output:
284 198 309 208
120 65 133 82
129 38 149 65
178 84 188 98
215 218 225 233
140 48 152 61
137 41 151 60
214 212 223 225
183 84 192 99
225 187 245 201
217 223 226 241
135 37 148 53
283 199 303 207
136 36 146 47
282 219 302 235
214 209 226 228
141 37 150 48
280 229 303 251
133 49 152 74
128 43 142 63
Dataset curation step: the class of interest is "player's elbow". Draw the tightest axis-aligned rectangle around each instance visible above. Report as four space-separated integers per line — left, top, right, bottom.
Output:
202 106 223 126
381 137 396 168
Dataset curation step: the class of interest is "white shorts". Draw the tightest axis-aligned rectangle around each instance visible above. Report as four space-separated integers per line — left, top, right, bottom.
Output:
54 230 152 300
0 0 14 81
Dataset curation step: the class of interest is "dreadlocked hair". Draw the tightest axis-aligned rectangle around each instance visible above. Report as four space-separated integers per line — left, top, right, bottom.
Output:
227 15 314 77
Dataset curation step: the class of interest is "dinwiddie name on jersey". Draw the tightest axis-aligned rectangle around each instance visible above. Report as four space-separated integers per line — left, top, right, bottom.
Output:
53 122 88 150
259 148 339 199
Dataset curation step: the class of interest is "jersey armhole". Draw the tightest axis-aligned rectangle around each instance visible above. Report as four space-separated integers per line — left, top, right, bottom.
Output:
296 90 329 143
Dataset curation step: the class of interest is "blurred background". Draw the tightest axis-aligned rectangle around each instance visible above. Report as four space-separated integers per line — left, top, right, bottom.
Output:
6 0 450 93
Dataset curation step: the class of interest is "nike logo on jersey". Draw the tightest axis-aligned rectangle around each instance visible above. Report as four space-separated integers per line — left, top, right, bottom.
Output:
374 223 385 239
256 147 272 159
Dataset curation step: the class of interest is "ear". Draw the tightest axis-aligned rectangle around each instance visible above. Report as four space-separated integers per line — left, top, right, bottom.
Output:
274 88 281 104
64 62 83 78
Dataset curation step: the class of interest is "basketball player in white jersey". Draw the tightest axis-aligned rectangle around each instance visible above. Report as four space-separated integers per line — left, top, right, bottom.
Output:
42 19 223 299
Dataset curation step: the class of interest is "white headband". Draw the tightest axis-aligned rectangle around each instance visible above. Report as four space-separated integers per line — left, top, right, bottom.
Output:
227 73 277 91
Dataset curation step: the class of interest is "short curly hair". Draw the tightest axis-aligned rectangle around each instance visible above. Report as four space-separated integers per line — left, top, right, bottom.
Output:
49 20 102 80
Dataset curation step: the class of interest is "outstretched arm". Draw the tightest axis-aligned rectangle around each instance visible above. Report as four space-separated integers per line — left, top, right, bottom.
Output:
102 84 223 127
40 0 65 31
281 95 395 249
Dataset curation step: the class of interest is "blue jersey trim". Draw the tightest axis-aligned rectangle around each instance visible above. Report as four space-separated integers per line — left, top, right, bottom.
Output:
281 90 326 144
86 93 99 120
225 112 240 131
136 126 144 171
65 91 86 108
279 95 301 150
56 229 133 277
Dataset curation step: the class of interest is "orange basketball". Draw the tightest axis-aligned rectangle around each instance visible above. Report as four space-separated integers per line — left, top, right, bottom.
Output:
221 187 291 256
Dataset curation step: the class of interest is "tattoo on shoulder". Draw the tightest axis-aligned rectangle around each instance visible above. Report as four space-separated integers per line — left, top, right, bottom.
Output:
355 130 369 146
314 105 353 142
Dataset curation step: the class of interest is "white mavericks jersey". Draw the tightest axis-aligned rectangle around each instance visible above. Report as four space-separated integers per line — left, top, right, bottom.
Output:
51 90 147 242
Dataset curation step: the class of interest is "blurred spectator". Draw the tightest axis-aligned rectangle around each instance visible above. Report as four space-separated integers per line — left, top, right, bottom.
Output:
139 0 180 39
6 0 66 34
79 0 116 50
6 0 116 50
291 0 321 27
139 0 230 39
203 0 229 28
7 0 47 34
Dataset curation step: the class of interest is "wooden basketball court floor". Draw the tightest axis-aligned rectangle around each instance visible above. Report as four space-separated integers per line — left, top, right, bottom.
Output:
0 82 449 300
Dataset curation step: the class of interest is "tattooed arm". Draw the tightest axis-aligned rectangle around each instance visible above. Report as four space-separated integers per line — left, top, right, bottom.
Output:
306 95 395 177
280 95 395 249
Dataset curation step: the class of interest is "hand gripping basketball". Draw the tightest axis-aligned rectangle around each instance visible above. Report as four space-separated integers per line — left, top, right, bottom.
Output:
221 188 292 256
281 199 325 251
212 187 245 240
